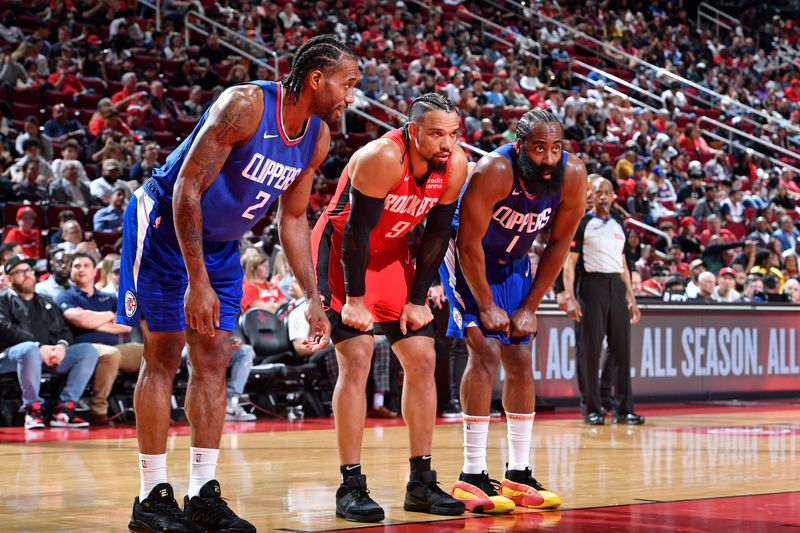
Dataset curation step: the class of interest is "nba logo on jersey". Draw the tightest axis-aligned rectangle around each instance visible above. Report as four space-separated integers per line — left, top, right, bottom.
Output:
125 291 137 317
453 308 463 329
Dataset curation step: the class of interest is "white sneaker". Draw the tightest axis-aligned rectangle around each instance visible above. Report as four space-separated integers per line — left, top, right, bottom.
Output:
225 397 256 422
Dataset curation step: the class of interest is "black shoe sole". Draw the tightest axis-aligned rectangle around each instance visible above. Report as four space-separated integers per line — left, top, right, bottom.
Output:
128 520 169 533
404 502 465 515
336 510 385 522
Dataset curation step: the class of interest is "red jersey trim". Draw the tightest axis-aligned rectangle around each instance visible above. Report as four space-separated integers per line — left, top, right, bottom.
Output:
276 84 308 146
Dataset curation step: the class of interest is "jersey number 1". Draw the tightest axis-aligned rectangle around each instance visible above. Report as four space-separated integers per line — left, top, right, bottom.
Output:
242 191 272 220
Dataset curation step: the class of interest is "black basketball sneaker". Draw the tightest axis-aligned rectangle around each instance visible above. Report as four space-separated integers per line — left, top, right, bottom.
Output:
335 474 385 522
183 479 256 533
404 470 465 515
129 483 206 533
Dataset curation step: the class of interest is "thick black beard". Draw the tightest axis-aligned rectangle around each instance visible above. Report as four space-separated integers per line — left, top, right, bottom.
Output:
517 149 566 197
428 159 448 173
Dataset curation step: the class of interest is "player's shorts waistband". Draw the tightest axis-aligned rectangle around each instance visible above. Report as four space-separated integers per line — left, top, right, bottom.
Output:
486 254 526 266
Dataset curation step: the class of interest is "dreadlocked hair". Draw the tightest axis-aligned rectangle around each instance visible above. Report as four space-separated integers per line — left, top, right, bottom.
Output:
516 109 562 142
281 34 356 100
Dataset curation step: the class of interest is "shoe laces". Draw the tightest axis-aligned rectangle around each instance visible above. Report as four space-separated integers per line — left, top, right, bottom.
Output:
151 498 184 520
472 474 502 496
197 494 235 518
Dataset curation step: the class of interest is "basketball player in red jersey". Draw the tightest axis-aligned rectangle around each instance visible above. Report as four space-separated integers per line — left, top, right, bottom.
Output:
312 93 468 522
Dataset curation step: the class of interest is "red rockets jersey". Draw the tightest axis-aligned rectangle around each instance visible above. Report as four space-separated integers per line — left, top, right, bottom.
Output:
319 128 452 253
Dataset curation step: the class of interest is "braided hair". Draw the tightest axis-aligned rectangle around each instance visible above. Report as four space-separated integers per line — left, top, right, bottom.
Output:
408 93 456 123
281 34 356 100
516 109 562 142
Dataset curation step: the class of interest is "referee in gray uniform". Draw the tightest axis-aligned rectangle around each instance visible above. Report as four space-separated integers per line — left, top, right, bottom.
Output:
563 178 644 425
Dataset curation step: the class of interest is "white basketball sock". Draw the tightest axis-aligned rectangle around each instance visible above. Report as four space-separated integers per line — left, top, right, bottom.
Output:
506 412 535 471
462 413 490 474
187 447 219 499
139 453 168 502
372 392 384 411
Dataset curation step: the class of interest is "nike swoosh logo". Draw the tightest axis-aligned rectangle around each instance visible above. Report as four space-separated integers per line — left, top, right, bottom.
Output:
264 133 279 139
422 455 431 460
511 189 521 195
345 465 360 471
403 176 410 181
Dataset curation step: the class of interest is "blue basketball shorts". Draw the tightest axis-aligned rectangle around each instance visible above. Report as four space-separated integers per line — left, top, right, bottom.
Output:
438 239 533 345
116 180 243 333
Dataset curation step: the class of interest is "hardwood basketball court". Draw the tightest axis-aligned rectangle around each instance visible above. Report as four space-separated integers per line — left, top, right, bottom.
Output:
1 401 799 531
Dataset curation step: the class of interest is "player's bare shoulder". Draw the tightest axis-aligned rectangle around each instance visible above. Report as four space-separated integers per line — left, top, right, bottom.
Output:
562 152 588 198
348 137 405 187
204 84 263 148
466 150 516 201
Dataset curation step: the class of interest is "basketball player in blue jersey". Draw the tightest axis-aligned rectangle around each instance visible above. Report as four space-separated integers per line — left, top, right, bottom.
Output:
118 35 360 532
439 110 586 514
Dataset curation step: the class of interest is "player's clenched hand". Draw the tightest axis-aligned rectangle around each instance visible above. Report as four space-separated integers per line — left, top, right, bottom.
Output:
399 303 433 335
342 297 373 332
303 298 331 351
478 304 510 336
509 307 537 338
185 280 220 336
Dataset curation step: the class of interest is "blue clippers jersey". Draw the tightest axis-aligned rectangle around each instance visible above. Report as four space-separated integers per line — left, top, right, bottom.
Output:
453 144 564 261
150 81 321 242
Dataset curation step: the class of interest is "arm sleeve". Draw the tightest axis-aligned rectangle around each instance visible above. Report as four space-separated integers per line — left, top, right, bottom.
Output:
54 291 78 312
342 188 385 297
408 201 458 305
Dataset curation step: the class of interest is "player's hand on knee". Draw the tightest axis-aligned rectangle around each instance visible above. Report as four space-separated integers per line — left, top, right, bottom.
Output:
185 281 221 336
399 303 433 335
510 307 537 338
342 298 374 331
478 304 510 336
303 299 332 351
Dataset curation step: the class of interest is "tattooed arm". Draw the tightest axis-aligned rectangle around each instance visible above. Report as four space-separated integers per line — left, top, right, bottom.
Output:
172 85 262 336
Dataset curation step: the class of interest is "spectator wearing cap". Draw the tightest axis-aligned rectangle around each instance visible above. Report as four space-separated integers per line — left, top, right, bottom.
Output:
648 164 677 203
91 159 133 206
56 251 142 425
0 254 99 429
713 267 740 302
35 248 73 300
49 160 95 208
3 206 41 259
771 215 800 253
720 186 745 224
692 182 721 221
93 185 126 232
43 104 86 144
677 164 705 215
677 216 703 255
685 258 706 298
15 117 53 161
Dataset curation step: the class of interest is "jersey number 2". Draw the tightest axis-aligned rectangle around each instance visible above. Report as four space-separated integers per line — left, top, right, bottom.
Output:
242 191 271 220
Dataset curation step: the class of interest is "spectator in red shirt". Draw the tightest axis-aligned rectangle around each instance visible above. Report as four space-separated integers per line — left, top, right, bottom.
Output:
111 72 145 110
700 214 736 247
241 254 287 313
47 58 86 95
3 206 42 259
309 177 331 214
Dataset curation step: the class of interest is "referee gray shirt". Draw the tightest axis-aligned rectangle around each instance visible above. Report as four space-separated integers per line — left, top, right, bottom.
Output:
570 212 626 273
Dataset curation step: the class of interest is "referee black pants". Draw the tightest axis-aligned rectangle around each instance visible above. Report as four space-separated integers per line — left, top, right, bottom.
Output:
576 272 634 415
